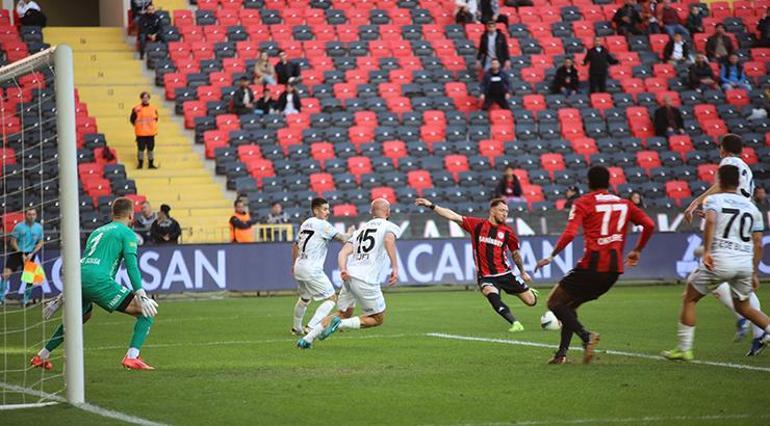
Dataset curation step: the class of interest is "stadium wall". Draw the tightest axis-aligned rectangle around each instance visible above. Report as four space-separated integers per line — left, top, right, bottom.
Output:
10 233 770 297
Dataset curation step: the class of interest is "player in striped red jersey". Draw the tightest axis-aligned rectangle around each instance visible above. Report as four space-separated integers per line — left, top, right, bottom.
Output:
416 197 538 332
536 166 655 364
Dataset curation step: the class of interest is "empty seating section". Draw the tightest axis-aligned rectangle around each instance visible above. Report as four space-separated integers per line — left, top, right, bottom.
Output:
142 0 770 219
0 17 145 237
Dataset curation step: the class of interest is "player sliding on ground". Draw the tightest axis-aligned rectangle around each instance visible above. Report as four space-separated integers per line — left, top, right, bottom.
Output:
536 166 655 364
297 199 400 349
663 165 770 361
291 197 354 336
416 197 538 332
31 198 159 370
684 134 766 355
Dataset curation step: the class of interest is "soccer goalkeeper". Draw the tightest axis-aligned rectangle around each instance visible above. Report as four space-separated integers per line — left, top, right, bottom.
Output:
31 197 159 370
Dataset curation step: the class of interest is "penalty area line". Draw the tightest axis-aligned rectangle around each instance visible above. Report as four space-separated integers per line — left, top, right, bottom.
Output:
0 382 168 426
434 413 770 426
425 333 770 373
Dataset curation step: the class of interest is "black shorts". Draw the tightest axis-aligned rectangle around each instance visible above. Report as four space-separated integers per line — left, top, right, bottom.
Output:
136 136 155 151
4 252 31 272
478 272 530 295
559 269 620 302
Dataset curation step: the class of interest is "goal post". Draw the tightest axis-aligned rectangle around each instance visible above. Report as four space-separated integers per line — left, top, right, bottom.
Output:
0 44 83 407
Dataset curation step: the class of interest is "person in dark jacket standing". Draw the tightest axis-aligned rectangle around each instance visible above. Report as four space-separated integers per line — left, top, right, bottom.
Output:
150 204 181 244
756 8 770 48
277 83 302 115
583 38 618 94
653 95 685 137
138 4 162 60
550 58 579 95
232 77 256 115
275 50 301 85
479 59 511 110
477 20 510 71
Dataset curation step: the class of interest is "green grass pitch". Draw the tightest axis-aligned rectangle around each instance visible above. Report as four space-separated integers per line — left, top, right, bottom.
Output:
2 284 770 425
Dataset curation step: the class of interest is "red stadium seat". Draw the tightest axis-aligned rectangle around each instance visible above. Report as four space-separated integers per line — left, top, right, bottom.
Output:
124 195 147 213
370 187 396 203
741 147 759 165
349 126 375 147
444 155 469 181
479 139 504 165
310 173 336 194
277 128 303 154
540 153 565 175
725 89 750 107
702 119 728 138
697 164 719 183
382 140 407 166
407 170 433 194
590 93 613 111
523 94 546 112
607 167 626 188
665 180 692 202
333 204 358 217
237 145 262 162
521 184 544 204
78 162 104 180
669 135 693 158
490 124 515 141
347 156 373 179
636 151 661 171
355 111 378 127
573 137 598 160
1 211 24 233
311 142 335 167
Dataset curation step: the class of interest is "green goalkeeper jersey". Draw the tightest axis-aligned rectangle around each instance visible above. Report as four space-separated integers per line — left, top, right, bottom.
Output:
80 221 142 291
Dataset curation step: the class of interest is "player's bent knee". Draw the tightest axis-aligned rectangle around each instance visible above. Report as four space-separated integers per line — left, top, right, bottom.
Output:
481 286 498 296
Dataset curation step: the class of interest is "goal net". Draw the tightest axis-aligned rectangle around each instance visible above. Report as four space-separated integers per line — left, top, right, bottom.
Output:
0 46 84 409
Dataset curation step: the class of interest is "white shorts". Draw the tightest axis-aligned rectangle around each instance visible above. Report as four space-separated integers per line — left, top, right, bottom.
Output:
688 265 753 301
337 277 386 316
295 269 335 301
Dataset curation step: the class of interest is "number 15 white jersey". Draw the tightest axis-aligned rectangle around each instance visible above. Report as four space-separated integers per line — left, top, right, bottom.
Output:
346 218 402 286
703 192 764 269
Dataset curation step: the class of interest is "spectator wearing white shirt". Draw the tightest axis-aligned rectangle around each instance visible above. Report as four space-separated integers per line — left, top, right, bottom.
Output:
277 83 301 116
663 33 691 65
16 0 45 26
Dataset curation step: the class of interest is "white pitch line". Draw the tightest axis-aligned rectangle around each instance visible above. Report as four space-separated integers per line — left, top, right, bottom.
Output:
0 401 59 410
0 381 168 426
438 413 770 426
426 333 770 373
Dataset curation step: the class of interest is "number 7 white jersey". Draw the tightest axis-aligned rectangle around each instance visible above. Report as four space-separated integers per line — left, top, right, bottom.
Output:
346 218 402 286
720 156 754 199
703 192 764 268
294 217 338 276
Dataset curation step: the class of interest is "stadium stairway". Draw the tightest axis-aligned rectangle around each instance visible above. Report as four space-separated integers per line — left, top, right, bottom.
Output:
42 27 233 243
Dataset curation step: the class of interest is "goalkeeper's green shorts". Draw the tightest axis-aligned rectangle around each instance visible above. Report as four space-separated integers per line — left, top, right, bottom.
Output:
81 270 132 313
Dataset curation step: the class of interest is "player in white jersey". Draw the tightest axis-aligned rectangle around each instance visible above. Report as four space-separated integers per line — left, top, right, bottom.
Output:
297 198 400 349
291 198 353 336
683 134 766 354
663 165 770 361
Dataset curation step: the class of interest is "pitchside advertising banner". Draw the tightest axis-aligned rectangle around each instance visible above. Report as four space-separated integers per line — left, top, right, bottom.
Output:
7 233 770 296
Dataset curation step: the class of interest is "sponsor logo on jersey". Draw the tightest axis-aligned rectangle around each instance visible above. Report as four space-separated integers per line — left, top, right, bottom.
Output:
478 236 504 247
497 231 505 239
597 234 623 245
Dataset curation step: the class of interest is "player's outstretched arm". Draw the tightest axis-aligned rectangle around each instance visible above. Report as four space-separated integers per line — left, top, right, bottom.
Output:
123 234 158 318
338 242 354 281
511 250 531 282
626 205 656 267
536 206 583 271
333 225 356 243
684 182 718 222
384 232 399 286
415 198 463 224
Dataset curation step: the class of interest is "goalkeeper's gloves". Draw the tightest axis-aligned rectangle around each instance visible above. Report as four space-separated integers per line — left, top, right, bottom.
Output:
135 289 158 318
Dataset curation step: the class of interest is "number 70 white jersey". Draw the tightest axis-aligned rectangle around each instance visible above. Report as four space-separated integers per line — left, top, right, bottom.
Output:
703 192 764 267
346 218 402 286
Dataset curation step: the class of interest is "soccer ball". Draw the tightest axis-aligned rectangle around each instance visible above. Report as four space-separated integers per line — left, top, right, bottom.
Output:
540 311 562 330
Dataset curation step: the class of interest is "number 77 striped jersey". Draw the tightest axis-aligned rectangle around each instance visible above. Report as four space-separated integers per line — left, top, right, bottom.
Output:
553 191 656 273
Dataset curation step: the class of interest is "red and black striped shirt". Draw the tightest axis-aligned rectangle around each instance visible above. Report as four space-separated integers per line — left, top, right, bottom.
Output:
461 216 520 278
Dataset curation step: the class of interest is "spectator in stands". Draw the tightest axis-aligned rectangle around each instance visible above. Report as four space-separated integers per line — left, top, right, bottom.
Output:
613 0 642 36
657 0 689 37
550 58 579 96
720 54 751 91
1 208 43 306
629 191 646 208
685 4 704 34
639 0 660 34
653 95 685 137
130 91 158 169
138 4 162 60
16 0 45 27
662 33 691 65
479 59 511 110
494 165 523 201
688 53 718 90
706 24 734 62
133 200 157 244
754 186 770 210
477 19 510 71
563 186 580 210
267 202 290 224
230 199 256 243
756 9 770 48
150 204 181 244
275 50 301 85
455 0 477 24
253 51 276 86
233 77 256 116
256 87 276 115
130 0 152 26
583 37 618 94
478 0 502 24
277 82 302 115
